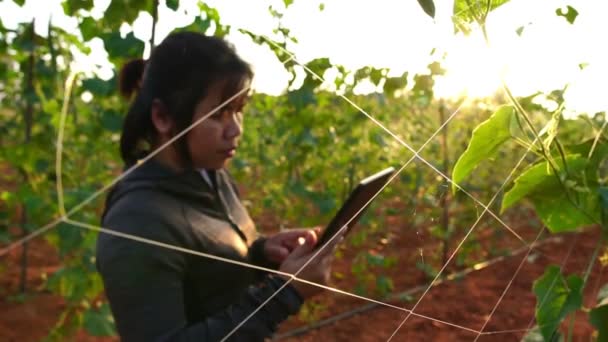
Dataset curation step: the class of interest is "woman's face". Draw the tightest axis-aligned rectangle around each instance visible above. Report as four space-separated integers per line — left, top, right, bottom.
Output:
187 80 248 170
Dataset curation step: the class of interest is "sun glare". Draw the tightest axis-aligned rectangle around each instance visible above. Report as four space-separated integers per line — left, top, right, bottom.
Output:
434 34 504 99
1 0 606 115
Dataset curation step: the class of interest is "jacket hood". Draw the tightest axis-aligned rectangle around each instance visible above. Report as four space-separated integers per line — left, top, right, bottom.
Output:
103 159 218 218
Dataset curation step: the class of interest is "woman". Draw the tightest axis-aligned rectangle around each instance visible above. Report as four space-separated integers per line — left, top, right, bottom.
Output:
96 32 339 341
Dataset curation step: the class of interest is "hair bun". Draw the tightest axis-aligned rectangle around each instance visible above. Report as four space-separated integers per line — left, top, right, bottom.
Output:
119 58 146 98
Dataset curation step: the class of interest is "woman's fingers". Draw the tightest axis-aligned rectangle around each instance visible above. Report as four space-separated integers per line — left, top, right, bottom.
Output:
286 229 318 250
265 244 289 262
288 232 316 260
313 226 322 237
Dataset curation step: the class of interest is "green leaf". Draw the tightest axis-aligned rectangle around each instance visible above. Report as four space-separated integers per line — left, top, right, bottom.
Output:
565 138 608 181
383 72 408 96
501 154 600 232
533 266 583 341
412 74 434 102
102 31 145 61
79 17 98 42
287 84 315 112
417 0 435 18
590 304 608 342
53 222 85 256
23 194 44 218
428 61 445 76
452 106 515 193
521 326 558 342
82 77 115 97
62 0 94 16
556 5 578 24
102 0 151 30
13 0 25 6
47 267 87 302
100 110 123 132
34 158 50 173
316 196 335 215
597 283 608 302
375 275 394 296
177 15 211 34
501 155 587 211
453 0 509 31
590 284 608 341
366 253 386 266
416 261 438 279
83 303 116 336
166 0 179 11
304 58 332 88
175 3 228 36
532 190 599 233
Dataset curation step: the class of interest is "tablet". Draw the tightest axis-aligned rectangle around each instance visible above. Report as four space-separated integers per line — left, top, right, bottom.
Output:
316 167 396 249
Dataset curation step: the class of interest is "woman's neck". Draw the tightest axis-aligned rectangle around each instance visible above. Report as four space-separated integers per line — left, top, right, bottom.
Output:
153 145 184 172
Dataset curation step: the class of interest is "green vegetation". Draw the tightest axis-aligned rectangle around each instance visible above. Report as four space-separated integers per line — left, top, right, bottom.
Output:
0 0 605 340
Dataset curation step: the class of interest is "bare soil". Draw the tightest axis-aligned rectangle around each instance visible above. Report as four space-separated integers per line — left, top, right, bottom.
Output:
0 195 605 341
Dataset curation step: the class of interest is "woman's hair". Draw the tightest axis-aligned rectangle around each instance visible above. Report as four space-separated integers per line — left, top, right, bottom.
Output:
118 32 253 167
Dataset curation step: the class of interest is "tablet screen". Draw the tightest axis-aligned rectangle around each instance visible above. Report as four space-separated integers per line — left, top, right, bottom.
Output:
316 167 396 249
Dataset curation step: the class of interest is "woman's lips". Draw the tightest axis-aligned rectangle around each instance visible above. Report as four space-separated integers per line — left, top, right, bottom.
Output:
220 147 236 157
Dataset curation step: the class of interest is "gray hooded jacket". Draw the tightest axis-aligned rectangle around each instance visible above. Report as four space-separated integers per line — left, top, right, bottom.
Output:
96 160 302 341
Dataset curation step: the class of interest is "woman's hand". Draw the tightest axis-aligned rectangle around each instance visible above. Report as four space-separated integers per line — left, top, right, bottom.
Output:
264 228 321 264
277 229 343 299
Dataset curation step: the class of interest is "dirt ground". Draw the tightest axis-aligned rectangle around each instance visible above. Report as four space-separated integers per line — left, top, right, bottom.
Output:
0 206 606 341
276 227 606 341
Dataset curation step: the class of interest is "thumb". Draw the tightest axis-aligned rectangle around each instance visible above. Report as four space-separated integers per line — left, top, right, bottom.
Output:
288 231 317 259
266 245 289 262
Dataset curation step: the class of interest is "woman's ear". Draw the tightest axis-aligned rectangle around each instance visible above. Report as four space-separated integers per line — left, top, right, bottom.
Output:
151 99 173 137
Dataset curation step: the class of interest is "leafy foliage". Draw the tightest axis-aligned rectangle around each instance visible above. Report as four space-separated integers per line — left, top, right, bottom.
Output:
0 0 153 338
62 0 94 16
447 2 606 339
416 0 435 19
452 0 510 33
502 155 599 232
102 0 153 30
556 5 578 25
166 0 179 11
533 266 583 341
0 1 606 341
452 106 515 193
589 284 608 341
521 326 549 342
83 303 116 337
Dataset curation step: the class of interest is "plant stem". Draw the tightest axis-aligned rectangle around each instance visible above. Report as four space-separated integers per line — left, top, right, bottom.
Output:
512 137 542 156
479 18 600 226
583 238 604 285
24 19 35 142
56 72 78 217
464 0 480 22
566 312 575 342
439 101 450 266
588 119 608 159
150 0 158 49
555 139 570 175
19 207 28 294
47 16 58 90
19 19 36 295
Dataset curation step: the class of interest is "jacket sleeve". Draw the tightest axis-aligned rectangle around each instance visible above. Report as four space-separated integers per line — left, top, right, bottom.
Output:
249 236 281 270
97 207 302 342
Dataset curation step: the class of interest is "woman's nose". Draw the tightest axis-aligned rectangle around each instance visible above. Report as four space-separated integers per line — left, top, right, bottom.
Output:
224 113 242 139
